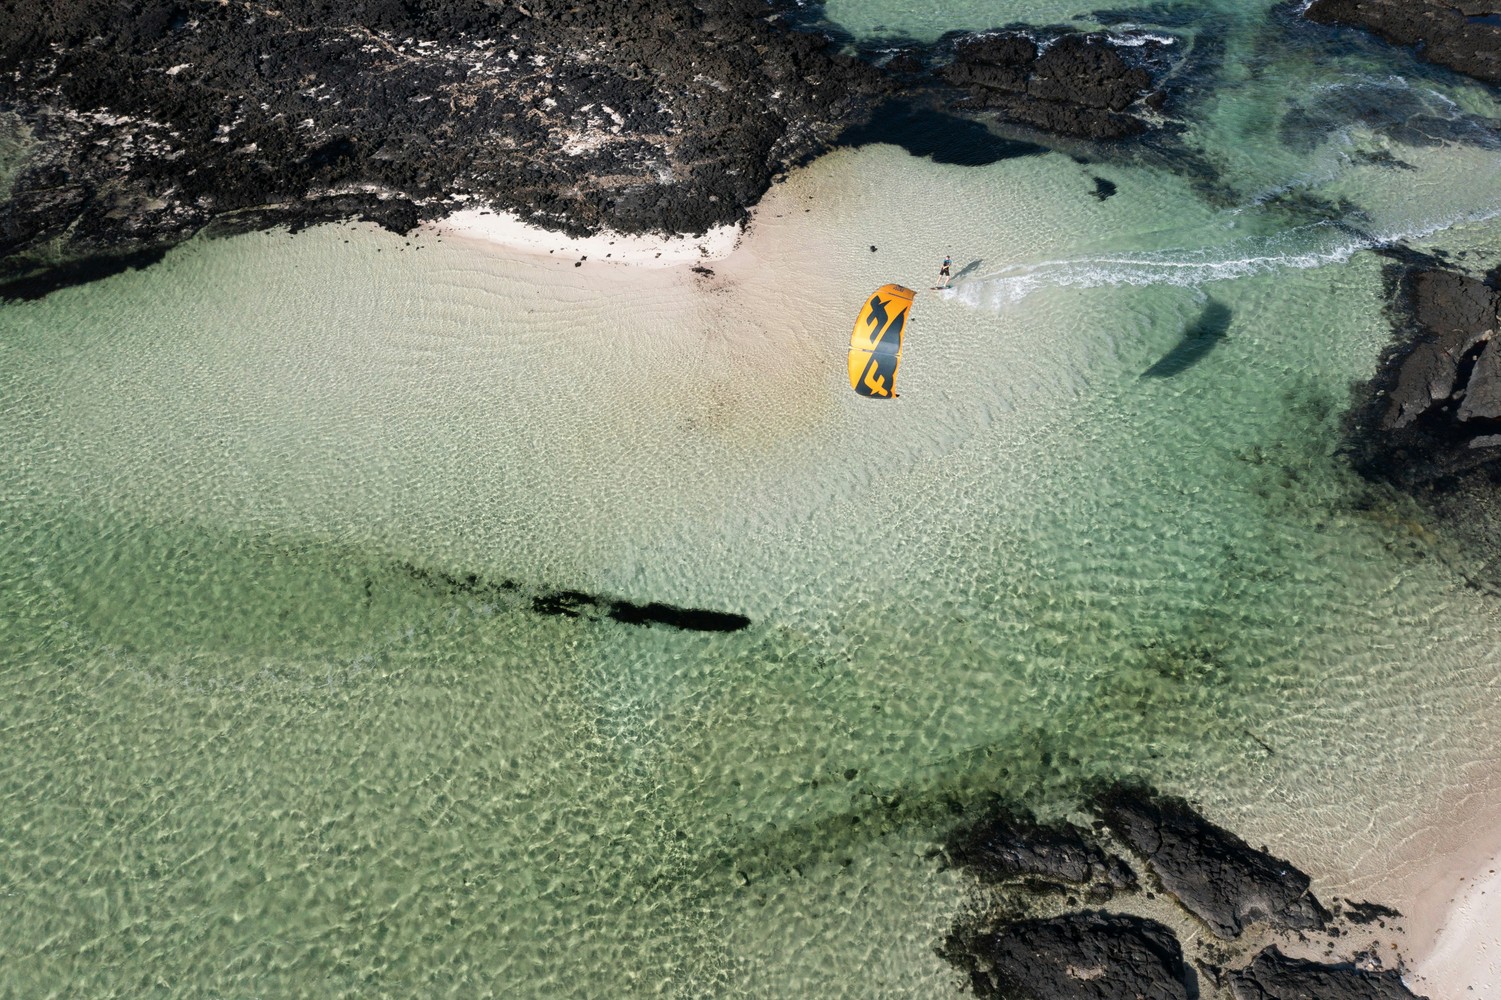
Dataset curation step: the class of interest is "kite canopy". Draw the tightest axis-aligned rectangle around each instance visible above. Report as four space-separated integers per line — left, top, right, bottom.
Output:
848 283 915 399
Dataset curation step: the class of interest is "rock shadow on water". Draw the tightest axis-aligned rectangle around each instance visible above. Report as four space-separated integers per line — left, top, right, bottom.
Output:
0 247 170 302
1141 299 1232 379
835 99 1048 165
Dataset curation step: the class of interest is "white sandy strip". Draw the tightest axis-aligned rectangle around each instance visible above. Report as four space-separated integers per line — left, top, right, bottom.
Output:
1379 768 1501 1000
1405 847 1501 999
419 208 741 267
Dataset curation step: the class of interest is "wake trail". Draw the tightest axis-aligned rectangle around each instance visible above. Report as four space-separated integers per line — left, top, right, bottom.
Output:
945 207 1501 309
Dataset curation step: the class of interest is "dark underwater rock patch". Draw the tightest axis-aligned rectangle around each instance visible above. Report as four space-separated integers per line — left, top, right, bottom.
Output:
1228 946 1427 1000
1097 785 1330 938
945 911 1195 1000
1276 75 1501 155
944 808 1137 899
1305 0 1501 85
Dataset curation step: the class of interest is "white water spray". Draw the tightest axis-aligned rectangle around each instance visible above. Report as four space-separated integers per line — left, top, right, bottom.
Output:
945 204 1501 309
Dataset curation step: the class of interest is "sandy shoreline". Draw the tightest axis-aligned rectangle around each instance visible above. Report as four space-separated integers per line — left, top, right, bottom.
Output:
1413 853 1501 997
419 207 742 267
1402 830 1501 998
1344 754 1501 999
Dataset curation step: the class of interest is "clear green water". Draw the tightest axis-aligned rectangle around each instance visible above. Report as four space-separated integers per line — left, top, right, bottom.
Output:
5 3 1501 997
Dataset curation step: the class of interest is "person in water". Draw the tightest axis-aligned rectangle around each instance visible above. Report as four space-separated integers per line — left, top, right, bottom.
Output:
939 255 952 287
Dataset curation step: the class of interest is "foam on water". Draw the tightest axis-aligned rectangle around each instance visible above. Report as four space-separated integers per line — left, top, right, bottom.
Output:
949 222 1370 306
950 204 1501 308
943 124 1501 309
818 0 1241 42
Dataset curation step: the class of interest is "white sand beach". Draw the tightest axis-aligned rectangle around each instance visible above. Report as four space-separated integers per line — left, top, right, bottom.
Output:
1333 758 1501 999
1404 836 1501 998
420 207 742 267
1417 856 1501 997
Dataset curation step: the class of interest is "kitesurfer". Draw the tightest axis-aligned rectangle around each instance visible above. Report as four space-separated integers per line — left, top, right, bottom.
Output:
939 255 951 287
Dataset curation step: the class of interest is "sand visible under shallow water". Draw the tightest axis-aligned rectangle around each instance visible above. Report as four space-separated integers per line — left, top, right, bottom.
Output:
286 147 1501 997
7 120 1501 996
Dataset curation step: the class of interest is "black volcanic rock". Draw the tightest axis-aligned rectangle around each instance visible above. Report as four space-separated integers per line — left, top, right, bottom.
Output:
1097 786 1329 938
1305 0 1501 85
1345 258 1501 487
0 0 886 289
945 808 1138 899
1030 34 1155 113
947 911 1194 1000
937 787 1421 1000
0 3 1192 295
938 29 1172 140
1387 270 1500 428
1229 947 1428 1000
942 34 1039 94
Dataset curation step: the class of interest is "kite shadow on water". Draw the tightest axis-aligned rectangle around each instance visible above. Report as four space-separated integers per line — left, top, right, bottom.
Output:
1141 299 1232 378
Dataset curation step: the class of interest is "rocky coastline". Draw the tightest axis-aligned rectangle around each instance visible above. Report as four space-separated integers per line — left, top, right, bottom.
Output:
939 786 1425 1000
0 1 1187 299
1339 250 1501 600
1297 3 1501 589
1344 253 1501 489
1305 0 1501 85
0 0 882 295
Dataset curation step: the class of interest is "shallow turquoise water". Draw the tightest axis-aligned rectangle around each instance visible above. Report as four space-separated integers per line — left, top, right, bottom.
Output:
5 4 1501 997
